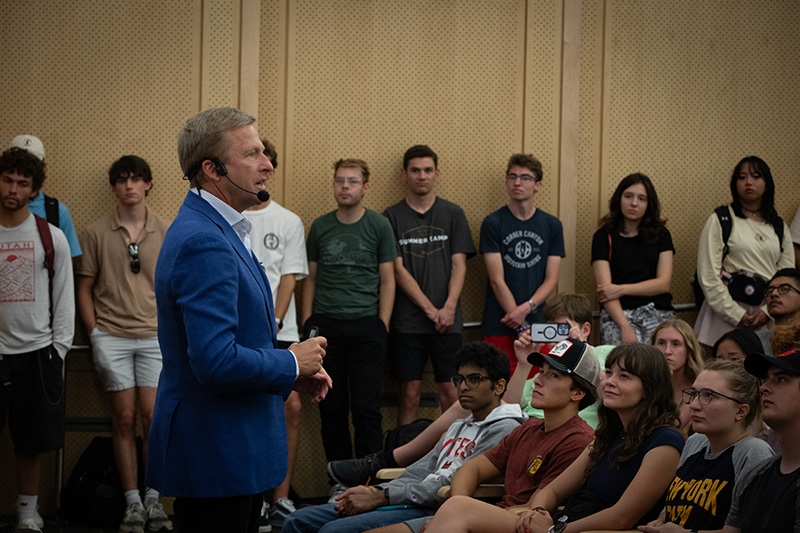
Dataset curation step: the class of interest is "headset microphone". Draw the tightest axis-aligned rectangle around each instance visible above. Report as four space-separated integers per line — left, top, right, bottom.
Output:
209 158 270 202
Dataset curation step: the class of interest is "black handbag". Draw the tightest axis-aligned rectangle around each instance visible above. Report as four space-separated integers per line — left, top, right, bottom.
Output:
726 270 767 306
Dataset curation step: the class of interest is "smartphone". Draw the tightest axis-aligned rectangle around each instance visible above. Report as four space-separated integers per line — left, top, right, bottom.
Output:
529 323 569 343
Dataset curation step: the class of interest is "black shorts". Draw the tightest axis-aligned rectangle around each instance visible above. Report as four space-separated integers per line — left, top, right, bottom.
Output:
388 332 461 382
0 346 65 453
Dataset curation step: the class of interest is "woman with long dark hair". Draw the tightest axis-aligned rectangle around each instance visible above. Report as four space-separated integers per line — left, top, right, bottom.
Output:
592 173 674 345
694 157 793 350
515 344 685 533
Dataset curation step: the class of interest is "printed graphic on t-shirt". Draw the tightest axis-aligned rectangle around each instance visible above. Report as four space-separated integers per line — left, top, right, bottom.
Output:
439 435 476 469
263 233 280 250
398 225 448 258
666 475 729 527
501 230 545 269
319 234 372 267
0 240 35 302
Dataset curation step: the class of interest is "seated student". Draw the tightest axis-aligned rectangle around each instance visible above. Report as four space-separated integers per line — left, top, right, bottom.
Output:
713 328 763 363
407 339 599 533
509 293 614 428
721 348 800 533
328 294 605 488
766 268 800 327
651 319 705 435
638 359 773 533
511 344 685 533
284 342 526 533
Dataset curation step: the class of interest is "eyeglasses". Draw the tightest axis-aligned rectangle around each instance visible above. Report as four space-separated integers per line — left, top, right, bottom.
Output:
128 243 140 274
682 388 742 406
450 373 492 389
334 177 363 186
766 284 800 296
506 173 537 182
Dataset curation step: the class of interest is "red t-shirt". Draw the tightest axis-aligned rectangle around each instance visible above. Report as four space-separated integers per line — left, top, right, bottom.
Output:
483 415 594 508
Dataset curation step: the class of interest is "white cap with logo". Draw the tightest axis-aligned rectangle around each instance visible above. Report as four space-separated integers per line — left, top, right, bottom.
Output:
10 135 45 161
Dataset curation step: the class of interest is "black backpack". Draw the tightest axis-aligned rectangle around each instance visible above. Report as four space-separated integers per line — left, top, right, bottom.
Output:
692 205 785 307
60 436 142 526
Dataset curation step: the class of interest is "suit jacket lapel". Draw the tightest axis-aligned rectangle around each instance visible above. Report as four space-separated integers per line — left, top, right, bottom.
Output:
183 192 277 342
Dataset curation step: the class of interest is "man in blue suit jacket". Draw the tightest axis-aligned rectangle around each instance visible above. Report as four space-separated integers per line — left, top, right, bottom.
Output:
146 107 331 533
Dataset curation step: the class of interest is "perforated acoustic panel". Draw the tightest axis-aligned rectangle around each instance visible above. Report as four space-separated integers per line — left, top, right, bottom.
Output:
600 0 800 308
284 0 529 328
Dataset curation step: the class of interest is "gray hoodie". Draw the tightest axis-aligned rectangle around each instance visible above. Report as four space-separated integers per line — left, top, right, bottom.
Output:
381 403 527 507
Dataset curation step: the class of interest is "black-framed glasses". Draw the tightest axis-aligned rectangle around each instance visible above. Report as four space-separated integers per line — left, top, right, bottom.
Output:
128 243 140 274
682 388 742 406
766 284 800 296
450 373 492 389
505 173 537 182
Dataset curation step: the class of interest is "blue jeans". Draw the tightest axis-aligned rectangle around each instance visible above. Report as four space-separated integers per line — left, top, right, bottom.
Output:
282 503 431 533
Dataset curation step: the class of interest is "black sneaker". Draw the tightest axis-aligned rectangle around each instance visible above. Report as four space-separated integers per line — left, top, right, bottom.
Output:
256 504 272 533
326 452 390 487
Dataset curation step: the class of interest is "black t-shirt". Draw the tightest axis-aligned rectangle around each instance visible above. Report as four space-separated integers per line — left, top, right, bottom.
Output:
735 457 800 533
590 228 674 310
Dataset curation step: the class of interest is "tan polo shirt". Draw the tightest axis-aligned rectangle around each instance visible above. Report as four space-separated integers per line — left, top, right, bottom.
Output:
77 207 169 338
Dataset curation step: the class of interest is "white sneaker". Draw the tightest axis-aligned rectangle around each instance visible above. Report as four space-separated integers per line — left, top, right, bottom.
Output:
33 510 44 529
145 501 174 532
14 517 42 532
120 502 146 533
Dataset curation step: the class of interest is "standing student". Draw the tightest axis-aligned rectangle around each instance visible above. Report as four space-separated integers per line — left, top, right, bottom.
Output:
76 155 171 533
695 156 793 350
0 148 74 533
244 139 308 531
592 173 674 345
303 158 396 462
480 154 564 371
384 144 475 425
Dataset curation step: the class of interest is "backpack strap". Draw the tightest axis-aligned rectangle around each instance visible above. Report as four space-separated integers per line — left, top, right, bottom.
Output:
714 205 733 262
43 193 60 228
773 217 785 253
34 214 55 329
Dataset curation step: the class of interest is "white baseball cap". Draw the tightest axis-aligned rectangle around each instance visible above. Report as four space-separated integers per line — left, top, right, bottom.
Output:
10 135 45 160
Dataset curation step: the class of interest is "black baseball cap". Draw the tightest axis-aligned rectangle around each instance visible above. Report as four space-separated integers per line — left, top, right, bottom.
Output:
744 348 800 379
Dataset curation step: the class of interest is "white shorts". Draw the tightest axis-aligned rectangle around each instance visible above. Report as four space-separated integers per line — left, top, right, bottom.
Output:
90 329 163 391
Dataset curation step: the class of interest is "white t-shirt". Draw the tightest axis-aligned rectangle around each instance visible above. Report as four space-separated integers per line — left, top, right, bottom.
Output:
245 201 308 342
791 204 800 245
0 214 74 358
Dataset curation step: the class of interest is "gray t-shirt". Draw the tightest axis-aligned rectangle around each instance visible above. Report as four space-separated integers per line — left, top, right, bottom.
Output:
383 197 475 334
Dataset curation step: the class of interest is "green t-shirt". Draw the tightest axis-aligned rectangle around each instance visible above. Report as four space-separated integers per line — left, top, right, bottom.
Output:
307 209 397 319
521 344 614 429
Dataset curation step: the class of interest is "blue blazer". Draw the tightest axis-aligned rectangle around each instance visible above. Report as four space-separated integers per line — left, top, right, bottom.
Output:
146 191 297 497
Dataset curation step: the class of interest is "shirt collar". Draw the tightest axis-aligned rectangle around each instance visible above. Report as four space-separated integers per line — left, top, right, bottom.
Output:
191 188 252 252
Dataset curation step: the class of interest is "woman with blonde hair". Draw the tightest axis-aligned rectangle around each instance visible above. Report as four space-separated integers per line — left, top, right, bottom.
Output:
651 319 704 435
639 359 773 533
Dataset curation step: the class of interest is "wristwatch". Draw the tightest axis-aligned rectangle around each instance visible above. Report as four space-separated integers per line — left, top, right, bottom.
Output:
547 516 568 533
277 318 284 330
529 299 538 314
